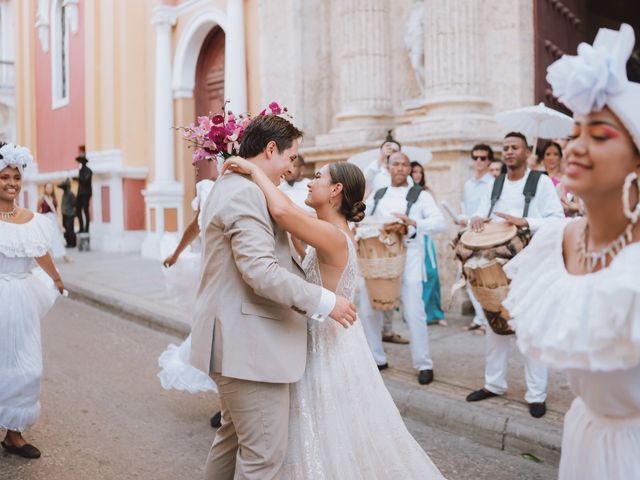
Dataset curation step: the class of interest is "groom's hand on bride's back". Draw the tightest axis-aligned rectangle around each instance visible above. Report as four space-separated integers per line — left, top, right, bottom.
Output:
329 295 357 329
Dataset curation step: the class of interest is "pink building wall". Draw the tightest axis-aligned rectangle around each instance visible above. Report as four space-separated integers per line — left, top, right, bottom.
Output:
34 0 85 173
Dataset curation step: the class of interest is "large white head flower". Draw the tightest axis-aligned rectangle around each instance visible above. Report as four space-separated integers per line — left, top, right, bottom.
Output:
546 23 640 150
0 143 34 174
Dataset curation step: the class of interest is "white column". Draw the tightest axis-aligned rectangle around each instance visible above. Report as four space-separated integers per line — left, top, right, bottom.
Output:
315 0 392 146
142 7 183 259
335 0 392 122
152 10 176 185
224 0 247 113
422 0 489 112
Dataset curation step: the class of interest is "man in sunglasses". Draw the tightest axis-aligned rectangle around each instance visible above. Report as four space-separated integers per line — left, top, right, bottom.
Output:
458 144 494 334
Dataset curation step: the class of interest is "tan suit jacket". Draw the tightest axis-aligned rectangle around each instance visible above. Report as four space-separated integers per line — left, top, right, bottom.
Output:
189 173 323 383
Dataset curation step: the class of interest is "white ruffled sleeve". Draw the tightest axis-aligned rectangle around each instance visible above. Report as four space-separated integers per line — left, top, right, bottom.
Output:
0 213 55 258
503 219 640 372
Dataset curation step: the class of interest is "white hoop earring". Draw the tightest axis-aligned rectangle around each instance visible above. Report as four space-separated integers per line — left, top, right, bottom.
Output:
622 171 640 223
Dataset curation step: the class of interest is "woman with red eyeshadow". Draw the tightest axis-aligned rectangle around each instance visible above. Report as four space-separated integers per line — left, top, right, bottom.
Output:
502 24 640 479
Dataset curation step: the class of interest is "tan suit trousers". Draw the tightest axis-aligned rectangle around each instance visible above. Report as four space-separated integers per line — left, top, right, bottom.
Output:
205 373 290 480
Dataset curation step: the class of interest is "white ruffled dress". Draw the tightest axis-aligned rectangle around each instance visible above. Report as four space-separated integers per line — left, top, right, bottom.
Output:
157 179 217 394
503 219 640 480
0 215 59 432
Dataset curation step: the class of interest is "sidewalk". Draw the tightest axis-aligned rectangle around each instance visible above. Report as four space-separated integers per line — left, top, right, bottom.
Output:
57 251 569 466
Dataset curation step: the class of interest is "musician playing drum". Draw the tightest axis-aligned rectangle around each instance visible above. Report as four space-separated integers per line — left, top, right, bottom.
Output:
359 152 445 385
466 131 564 418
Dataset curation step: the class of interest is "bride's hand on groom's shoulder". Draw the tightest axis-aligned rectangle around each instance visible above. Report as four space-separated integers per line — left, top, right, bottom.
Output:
329 295 357 329
220 156 255 176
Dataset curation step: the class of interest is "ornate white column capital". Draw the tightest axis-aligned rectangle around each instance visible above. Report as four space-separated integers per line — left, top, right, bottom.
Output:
151 6 177 28
62 0 79 33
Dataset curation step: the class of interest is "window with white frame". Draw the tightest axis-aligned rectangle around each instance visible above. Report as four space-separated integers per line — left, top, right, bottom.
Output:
50 0 70 108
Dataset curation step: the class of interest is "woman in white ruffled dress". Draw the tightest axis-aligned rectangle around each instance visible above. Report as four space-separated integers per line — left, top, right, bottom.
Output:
222 157 445 479
158 178 220 426
503 24 640 479
0 143 64 459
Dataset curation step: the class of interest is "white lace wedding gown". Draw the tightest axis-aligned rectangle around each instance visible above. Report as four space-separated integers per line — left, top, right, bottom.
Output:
283 232 445 479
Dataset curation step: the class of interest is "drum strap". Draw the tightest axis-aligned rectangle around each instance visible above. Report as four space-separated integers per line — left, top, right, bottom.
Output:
371 186 423 216
487 171 543 218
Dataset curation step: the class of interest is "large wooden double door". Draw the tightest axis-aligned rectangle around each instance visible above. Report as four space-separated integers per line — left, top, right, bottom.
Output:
194 27 225 183
535 0 640 109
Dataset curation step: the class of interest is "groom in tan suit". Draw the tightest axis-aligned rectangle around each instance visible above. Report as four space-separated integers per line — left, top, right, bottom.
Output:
190 115 357 480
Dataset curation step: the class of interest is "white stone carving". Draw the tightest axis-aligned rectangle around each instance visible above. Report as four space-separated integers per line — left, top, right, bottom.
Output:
35 0 50 53
404 0 425 95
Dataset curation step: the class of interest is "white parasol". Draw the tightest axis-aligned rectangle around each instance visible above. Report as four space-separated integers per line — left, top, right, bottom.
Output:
495 102 574 151
347 146 433 171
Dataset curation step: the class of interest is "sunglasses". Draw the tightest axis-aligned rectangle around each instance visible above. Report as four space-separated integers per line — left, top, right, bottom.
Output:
471 155 489 161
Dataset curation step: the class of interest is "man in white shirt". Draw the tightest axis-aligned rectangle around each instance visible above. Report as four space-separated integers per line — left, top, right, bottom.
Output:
363 134 410 344
359 152 446 385
363 133 403 197
466 132 564 418
279 154 313 212
459 144 495 333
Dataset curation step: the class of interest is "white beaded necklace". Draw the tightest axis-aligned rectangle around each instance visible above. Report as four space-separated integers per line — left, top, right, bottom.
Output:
578 221 636 273
0 205 17 220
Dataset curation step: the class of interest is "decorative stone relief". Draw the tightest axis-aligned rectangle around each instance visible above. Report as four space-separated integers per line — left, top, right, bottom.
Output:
404 0 425 95
35 0 80 53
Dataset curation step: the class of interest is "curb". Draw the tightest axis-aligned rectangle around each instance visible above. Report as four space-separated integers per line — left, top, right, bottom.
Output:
66 280 190 338
384 374 562 466
66 280 562 466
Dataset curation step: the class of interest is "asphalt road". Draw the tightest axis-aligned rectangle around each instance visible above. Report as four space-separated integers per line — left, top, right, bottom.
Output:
0 298 557 479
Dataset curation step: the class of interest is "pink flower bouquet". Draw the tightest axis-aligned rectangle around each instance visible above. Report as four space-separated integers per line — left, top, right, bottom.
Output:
177 101 290 164
177 100 252 164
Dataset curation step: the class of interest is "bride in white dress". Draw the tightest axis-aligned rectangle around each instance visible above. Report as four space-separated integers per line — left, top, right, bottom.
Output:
222 157 445 479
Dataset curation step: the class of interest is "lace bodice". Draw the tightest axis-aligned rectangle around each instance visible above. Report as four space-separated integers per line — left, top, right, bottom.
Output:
301 230 358 302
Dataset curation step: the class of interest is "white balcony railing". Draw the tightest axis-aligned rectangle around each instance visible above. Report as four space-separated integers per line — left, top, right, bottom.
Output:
0 60 14 91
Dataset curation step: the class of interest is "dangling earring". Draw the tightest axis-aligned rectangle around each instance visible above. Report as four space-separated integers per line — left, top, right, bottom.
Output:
622 171 640 223
329 196 333 206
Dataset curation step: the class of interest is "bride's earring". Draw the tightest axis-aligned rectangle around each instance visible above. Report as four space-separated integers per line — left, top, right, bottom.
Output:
622 171 640 223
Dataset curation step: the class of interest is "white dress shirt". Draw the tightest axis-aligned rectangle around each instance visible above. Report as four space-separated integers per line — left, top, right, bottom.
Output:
463 173 493 218
364 160 414 191
473 170 564 232
279 178 313 213
364 184 445 282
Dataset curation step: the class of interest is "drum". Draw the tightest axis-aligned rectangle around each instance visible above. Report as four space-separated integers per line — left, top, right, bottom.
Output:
453 222 531 335
355 218 406 311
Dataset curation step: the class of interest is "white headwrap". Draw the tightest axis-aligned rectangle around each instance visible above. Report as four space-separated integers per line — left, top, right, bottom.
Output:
547 23 640 150
0 143 33 175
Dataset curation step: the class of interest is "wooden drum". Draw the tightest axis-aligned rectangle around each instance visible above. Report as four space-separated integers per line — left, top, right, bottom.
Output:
454 222 531 335
355 219 407 311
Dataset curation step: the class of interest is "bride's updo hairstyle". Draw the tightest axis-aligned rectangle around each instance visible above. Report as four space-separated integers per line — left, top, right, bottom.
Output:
328 162 366 223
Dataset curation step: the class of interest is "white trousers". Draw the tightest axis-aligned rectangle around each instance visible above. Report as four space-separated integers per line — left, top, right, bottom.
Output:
466 284 486 326
360 278 433 371
484 327 548 403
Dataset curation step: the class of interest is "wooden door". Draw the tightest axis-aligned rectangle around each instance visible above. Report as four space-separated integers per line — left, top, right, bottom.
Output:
534 0 586 111
194 27 225 183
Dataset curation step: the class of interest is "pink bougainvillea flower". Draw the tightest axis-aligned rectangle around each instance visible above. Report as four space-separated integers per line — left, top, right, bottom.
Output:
268 102 282 114
197 116 212 129
192 148 207 164
208 125 227 145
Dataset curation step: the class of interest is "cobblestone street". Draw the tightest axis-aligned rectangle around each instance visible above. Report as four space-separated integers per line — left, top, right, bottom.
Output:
1 298 557 479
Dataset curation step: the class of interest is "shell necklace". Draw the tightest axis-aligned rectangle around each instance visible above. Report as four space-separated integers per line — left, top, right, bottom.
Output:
0 204 17 220
578 221 636 273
